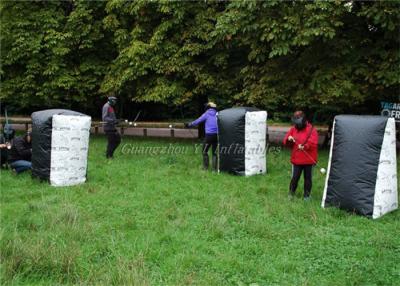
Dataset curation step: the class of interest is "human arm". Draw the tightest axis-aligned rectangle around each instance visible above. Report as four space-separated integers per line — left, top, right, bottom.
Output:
188 112 207 127
283 128 295 145
302 128 318 151
102 105 118 124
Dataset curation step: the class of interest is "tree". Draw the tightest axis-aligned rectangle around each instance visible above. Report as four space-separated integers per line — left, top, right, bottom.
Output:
1 1 398 120
101 1 236 109
212 1 400 118
0 1 114 113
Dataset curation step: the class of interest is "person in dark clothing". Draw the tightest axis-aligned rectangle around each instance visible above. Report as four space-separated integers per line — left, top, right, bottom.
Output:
185 102 218 171
0 124 15 168
102 96 121 158
0 135 10 169
8 131 32 174
283 111 319 200
322 119 333 149
3 124 15 142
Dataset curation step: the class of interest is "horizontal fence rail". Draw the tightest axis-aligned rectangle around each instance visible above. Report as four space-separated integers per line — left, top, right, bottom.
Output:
0 117 329 144
0 118 198 139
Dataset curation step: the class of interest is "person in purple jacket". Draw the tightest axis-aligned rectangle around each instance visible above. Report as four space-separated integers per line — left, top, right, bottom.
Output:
185 102 218 171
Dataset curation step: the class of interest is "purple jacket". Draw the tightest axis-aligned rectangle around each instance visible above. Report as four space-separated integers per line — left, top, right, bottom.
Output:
189 108 218 135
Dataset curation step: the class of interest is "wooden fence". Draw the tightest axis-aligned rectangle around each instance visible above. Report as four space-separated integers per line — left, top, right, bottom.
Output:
0 117 331 144
0 117 198 139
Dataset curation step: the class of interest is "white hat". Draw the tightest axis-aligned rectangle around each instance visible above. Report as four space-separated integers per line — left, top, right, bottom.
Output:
208 102 217 108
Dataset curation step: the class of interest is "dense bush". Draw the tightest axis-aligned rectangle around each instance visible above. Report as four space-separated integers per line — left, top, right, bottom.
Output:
1 1 398 120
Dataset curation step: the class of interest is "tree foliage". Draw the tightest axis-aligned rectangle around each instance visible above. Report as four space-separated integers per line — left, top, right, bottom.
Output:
1 1 113 110
1 0 399 119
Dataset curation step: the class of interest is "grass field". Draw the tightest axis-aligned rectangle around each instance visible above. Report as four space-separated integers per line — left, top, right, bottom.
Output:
1 137 399 285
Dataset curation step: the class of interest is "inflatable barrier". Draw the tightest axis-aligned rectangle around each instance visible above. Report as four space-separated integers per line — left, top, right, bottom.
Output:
217 107 267 176
322 115 398 218
31 109 91 187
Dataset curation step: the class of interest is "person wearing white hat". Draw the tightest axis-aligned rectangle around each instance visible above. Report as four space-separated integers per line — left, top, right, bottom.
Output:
185 102 218 171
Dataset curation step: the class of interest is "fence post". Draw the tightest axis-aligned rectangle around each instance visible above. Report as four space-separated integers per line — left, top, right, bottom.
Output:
143 128 147 137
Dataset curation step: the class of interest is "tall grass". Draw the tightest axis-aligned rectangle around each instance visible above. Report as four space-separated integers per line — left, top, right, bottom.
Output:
1 137 399 285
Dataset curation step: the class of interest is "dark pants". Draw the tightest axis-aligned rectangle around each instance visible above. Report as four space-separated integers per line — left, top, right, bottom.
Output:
289 164 313 198
1 154 7 169
105 131 121 158
10 160 32 174
203 134 218 170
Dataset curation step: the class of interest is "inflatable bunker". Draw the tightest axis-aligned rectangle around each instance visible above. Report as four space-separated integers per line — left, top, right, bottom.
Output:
31 109 91 187
217 107 267 176
322 115 398 219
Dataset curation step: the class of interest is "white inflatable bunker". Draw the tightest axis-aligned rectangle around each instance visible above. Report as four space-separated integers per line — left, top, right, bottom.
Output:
31 109 91 187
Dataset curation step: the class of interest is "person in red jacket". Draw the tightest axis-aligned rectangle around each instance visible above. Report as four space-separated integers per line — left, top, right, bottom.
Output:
283 111 319 200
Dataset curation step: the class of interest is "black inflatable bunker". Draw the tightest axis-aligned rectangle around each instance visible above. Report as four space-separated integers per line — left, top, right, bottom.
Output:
322 115 398 219
217 107 267 176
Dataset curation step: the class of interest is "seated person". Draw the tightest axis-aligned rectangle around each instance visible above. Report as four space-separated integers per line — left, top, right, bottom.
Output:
8 131 32 174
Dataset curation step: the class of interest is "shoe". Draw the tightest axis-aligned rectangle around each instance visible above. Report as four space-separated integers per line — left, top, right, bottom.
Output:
304 196 311 201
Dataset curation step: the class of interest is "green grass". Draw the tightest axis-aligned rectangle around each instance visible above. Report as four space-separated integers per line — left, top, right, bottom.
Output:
1 137 399 285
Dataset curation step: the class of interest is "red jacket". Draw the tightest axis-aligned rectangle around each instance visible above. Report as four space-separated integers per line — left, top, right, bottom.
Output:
283 122 319 165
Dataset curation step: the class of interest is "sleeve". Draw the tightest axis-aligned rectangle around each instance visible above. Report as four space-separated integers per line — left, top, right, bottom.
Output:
189 112 207 127
283 128 294 146
304 128 318 150
102 105 116 124
102 105 108 122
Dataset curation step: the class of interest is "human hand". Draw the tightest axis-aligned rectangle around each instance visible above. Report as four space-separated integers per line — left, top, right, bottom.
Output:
298 144 304 150
288 136 295 142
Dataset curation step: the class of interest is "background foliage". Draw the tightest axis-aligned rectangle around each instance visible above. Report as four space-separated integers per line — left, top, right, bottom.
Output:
1 0 399 121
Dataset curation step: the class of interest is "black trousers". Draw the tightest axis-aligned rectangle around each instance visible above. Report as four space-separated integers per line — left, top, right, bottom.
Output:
105 131 121 158
202 134 218 170
289 164 313 198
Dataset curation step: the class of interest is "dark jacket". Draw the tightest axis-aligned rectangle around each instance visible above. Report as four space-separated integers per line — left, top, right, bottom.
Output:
8 135 32 163
102 102 118 132
0 135 8 166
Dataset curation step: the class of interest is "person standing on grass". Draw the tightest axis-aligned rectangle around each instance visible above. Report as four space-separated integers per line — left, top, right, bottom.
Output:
102 96 121 159
185 102 218 171
283 111 319 200
8 131 32 174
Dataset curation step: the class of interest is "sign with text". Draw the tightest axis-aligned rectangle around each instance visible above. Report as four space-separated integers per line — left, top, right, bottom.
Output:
381 101 400 122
